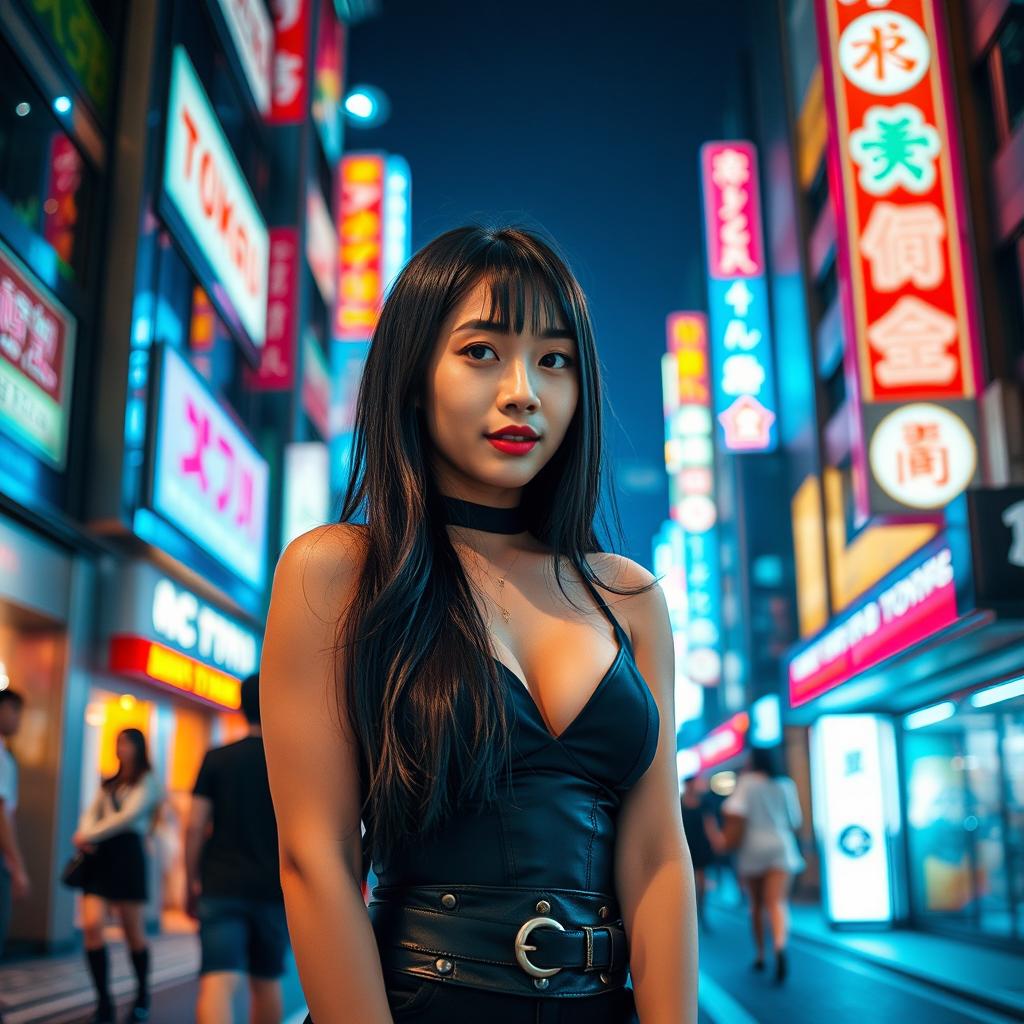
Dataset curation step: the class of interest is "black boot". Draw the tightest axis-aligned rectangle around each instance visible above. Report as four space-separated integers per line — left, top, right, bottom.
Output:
126 947 150 1021
85 947 113 1023
774 947 788 984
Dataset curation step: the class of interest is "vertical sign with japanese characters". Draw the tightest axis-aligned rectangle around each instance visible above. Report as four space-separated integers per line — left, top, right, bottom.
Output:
247 228 299 391
699 141 778 453
151 345 269 588
334 153 385 342
268 0 310 124
816 0 983 516
663 313 722 687
0 239 76 468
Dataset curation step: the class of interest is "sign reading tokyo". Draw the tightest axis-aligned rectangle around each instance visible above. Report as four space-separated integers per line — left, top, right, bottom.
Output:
163 47 269 352
788 541 957 707
0 239 76 467
213 0 274 114
699 141 778 453
150 344 269 589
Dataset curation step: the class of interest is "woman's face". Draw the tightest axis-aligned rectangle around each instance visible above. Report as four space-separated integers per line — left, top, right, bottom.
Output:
116 733 136 767
423 280 580 504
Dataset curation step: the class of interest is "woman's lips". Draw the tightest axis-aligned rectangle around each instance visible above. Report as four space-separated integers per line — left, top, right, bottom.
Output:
486 437 539 456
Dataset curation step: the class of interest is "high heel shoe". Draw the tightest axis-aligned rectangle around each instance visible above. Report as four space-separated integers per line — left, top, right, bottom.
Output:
774 948 788 983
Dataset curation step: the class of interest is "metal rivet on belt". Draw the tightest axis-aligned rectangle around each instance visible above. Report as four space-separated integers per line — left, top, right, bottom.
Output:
599 972 609 984
435 958 453 975
598 905 610 920
441 893 457 909
534 977 549 990
535 899 551 914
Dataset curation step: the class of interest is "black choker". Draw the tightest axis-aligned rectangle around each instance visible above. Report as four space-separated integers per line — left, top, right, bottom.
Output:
441 496 528 534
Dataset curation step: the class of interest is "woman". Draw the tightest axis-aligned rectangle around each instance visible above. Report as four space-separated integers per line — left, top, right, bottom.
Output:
74 728 163 1023
679 777 719 931
722 747 803 983
262 226 698 1023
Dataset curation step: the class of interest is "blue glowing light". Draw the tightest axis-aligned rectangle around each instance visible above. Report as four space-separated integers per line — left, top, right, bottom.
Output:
53 95 72 115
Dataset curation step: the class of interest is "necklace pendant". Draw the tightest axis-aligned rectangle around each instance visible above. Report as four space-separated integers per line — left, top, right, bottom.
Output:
497 578 505 589
501 607 511 624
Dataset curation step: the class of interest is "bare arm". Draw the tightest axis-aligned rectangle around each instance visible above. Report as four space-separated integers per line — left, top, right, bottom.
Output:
262 525 393 1024
612 560 699 1024
184 794 212 916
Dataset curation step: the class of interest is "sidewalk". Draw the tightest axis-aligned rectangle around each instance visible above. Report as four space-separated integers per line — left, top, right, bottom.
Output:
710 889 1024 1020
0 931 197 1024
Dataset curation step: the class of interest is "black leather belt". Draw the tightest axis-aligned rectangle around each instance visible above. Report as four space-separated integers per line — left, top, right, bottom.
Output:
369 883 629 998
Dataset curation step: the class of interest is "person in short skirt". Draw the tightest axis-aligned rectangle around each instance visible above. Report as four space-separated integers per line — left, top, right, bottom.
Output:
73 728 163 1023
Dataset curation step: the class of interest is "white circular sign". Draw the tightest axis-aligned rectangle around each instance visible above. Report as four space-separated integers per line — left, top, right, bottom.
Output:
838 11 931 97
686 647 722 687
869 402 977 510
675 495 717 534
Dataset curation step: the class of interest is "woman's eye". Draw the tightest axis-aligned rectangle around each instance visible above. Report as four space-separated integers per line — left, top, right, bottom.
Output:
463 343 497 361
541 352 574 369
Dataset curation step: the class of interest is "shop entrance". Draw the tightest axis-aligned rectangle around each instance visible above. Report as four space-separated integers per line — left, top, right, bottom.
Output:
903 699 1024 944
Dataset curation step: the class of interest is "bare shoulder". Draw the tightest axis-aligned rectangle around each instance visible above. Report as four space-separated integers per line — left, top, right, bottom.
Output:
272 523 369 617
584 552 666 643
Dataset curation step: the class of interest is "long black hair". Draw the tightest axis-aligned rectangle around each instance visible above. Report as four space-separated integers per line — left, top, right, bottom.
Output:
337 225 653 861
104 727 152 789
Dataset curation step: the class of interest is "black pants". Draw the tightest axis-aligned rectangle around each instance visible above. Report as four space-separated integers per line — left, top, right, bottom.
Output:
306 972 639 1023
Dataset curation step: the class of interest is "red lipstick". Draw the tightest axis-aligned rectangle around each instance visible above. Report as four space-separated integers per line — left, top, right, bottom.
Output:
485 424 541 456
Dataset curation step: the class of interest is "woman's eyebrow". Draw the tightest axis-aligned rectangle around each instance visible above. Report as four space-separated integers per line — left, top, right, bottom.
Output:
451 318 575 341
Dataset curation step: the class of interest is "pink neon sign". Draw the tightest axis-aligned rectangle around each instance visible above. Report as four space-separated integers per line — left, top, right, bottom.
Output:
788 544 958 707
699 142 765 281
696 712 749 772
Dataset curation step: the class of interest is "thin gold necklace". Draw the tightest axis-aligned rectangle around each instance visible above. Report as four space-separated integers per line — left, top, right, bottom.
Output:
466 544 523 623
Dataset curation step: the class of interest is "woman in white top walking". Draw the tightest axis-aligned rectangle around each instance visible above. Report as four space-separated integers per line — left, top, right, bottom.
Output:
73 728 163 1023
722 747 804 983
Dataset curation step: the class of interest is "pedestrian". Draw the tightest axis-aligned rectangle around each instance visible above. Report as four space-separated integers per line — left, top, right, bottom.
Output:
261 225 699 1023
680 776 720 930
721 746 804 983
0 688 28 961
73 728 163 1023
186 673 289 1024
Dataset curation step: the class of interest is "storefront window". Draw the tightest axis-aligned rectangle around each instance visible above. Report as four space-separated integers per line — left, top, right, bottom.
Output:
0 38 96 285
904 704 1024 943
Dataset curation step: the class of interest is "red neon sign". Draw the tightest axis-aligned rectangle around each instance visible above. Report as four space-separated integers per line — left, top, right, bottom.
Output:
109 635 241 710
334 154 385 341
699 142 765 280
817 0 980 404
788 544 957 707
696 712 749 772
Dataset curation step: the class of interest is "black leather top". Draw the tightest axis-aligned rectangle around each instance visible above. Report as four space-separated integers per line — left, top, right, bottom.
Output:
372 574 660 896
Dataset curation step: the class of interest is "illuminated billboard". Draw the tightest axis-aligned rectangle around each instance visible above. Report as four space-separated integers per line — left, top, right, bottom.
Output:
699 141 778 453
816 0 982 517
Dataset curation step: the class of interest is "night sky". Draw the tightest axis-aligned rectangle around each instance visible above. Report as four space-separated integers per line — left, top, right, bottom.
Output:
347 1 751 564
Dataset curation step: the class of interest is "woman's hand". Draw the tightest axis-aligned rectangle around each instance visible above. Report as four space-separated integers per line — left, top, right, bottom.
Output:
72 831 96 853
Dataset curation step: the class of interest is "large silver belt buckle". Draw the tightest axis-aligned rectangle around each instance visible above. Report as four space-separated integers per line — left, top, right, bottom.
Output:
514 916 565 978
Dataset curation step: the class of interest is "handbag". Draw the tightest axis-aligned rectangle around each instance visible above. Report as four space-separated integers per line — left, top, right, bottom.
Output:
721 813 746 853
60 850 95 890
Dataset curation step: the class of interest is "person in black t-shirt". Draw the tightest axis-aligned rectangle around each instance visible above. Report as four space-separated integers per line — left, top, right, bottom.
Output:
186 674 289 1024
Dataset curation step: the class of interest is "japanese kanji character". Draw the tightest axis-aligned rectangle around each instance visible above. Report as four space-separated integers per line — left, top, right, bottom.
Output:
867 296 958 387
20 305 59 392
341 268 381 303
860 201 946 291
235 467 254 531
849 104 941 196
722 354 766 396
342 208 382 242
839 11 931 96
181 399 211 492
266 300 289 340
897 421 949 486
0 276 30 362
711 148 751 190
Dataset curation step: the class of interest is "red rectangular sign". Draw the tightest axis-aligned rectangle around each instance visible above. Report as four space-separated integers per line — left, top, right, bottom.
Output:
247 228 299 391
699 142 765 280
334 153 385 341
816 0 980 404
268 0 310 124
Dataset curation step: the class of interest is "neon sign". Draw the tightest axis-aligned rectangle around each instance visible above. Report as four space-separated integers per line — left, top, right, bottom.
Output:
150 345 269 588
788 539 957 707
248 228 299 391
816 0 982 517
663 313 721 687
109 635 241 711
163 47 269 352
334 153 385 341
699 141 778 453
213 0 273 114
